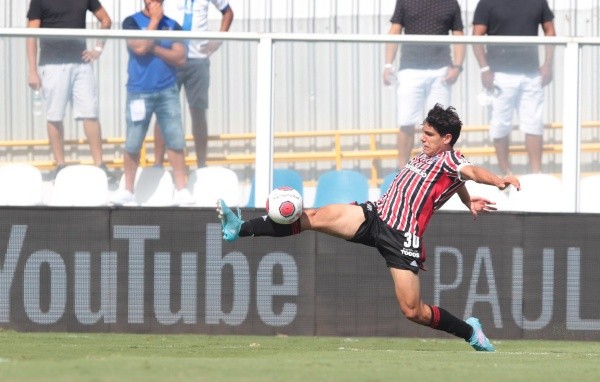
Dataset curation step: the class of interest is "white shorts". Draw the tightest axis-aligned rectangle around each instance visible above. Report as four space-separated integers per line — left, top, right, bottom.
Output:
395 67 450 128
489 72 544 139
40 63 98 121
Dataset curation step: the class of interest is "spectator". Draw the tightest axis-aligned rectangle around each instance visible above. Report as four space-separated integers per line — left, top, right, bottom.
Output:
383 0 465 168
26 0 111 178
153 0 234 168
111 0 194 206
472 0 556 175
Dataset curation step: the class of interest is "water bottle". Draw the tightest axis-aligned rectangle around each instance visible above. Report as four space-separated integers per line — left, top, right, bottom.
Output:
32 90 43 116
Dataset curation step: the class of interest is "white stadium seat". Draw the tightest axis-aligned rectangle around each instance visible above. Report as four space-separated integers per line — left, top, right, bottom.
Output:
505 173 568 212
187 166 241 207
0 163 44 206
50 165 109 206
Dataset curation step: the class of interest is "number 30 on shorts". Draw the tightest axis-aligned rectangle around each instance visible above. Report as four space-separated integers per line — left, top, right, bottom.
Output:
403 232 420 249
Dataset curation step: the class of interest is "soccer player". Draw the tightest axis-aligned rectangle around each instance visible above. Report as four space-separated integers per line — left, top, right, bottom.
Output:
217 104 520 351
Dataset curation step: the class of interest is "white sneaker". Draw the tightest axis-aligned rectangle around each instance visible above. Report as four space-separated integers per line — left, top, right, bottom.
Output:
111 189 137 206
174 188 195 206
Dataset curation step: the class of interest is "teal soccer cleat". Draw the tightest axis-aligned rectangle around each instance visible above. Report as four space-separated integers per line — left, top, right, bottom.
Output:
217 199 244 241
466 317 495 352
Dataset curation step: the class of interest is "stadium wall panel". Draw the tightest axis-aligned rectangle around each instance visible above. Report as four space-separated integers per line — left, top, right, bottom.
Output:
1 208 599 340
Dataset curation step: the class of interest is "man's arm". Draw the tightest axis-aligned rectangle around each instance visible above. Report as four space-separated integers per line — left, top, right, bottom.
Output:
456 182 497 218
127 3 163 56
26 19 41 90
153 42 187 68
445 30 465 85
83 6 112 62
202 5 234 56
472 24 494 91
540 20 556 86
383 23 402 86
460 164 520 191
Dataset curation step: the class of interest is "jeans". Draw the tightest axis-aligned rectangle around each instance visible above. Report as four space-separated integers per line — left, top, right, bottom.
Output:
125 84 185 153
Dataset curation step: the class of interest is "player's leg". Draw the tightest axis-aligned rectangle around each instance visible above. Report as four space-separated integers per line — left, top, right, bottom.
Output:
42 64 69 172
389 267 495 351
153 125 166 167
298 204 366 239
112 90 153 204
493 136 511 175
181 58 210 168
47 120 66 167
72 63 103 166
397 127 415 168
395 69 425 168
519 74 545 173
489 72 518 175
155 84 190 194
217 200 365 241
190 107 208 168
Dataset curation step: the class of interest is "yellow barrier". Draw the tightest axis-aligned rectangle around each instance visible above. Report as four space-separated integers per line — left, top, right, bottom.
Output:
1 122 599 186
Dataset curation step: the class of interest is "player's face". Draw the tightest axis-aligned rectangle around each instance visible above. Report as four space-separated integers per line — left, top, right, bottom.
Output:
420 123 452 156
145 0 164 8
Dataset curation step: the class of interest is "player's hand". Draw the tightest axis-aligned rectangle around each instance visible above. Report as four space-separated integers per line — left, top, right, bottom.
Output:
481 70 495 91
539 64 553 87
82 48 101 63
28 71 41 90
383 67 396 86
147 0 164 21
497 175 520 191
469 196 497 219
444 66 460 85
201 41 222 56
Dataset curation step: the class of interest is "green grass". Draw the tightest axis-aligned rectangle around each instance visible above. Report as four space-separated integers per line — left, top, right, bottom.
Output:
1 330 599 382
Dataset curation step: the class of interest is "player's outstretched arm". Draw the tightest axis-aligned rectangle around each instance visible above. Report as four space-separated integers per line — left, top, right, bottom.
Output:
460 165 521 191
456 184 497 219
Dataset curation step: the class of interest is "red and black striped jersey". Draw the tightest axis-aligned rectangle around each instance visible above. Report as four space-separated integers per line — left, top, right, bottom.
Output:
376 150 472 236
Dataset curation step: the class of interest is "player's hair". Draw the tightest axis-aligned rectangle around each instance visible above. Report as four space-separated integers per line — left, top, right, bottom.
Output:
423 103 462 146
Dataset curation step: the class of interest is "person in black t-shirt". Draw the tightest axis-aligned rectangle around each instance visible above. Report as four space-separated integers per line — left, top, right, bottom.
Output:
383 0 465 168
26 0 111 178
472 0 556 176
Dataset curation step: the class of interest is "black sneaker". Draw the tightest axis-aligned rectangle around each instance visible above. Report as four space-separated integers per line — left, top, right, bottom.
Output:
97 163 115 183
52 164 67 180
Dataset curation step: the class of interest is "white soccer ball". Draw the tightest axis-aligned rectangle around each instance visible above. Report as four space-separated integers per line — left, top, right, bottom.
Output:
266 186 303 224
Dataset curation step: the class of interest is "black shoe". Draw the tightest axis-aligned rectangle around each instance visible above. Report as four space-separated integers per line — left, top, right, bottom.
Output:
98 163 115 183
52 164 67 180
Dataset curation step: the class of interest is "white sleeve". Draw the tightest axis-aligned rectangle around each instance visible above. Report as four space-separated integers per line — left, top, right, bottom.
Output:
212 0 230 12
456 162 474 181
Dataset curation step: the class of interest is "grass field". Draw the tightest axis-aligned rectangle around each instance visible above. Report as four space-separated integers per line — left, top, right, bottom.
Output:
1 330 599 382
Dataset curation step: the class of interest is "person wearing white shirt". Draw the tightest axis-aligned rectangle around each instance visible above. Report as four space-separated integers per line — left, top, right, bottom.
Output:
154 0 234 168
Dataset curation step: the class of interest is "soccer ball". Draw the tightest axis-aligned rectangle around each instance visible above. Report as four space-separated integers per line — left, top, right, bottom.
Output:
266 186 303 224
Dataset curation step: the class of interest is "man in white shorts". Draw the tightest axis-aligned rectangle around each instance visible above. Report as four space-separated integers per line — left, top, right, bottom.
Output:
26 0 112 178
383 0 465 168
153 0 234 168
473 0 556 175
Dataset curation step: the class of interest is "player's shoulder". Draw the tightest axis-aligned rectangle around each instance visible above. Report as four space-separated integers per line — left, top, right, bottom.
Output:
122 14 140 30
159 15 183 30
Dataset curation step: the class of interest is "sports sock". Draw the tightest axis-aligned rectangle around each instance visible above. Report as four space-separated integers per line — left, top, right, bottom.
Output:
240 216 301 237
428 305 473 340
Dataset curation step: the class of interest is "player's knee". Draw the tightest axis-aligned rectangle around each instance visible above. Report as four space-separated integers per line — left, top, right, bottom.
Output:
400 304 427 324
400 304 419 321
